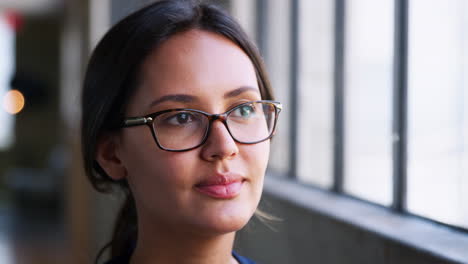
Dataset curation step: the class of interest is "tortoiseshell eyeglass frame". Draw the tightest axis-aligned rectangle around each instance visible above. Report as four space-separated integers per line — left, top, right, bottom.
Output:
121 100 282 152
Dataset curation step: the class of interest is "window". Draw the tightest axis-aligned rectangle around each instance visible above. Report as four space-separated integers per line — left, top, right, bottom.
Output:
0 14 16 150
296 0 334 188
407 0 468 229
258 0 292 175
343 0 394 205
232 0 468 233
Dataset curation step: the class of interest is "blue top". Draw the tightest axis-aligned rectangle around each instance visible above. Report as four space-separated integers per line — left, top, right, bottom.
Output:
104 251 256 264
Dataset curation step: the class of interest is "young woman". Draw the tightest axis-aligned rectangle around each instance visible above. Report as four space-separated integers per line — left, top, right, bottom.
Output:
81 1 282 263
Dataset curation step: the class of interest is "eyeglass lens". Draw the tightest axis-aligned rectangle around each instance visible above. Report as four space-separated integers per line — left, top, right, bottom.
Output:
152 102 277 150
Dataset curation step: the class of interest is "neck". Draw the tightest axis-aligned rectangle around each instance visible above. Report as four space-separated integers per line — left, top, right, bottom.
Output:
130 219 238 264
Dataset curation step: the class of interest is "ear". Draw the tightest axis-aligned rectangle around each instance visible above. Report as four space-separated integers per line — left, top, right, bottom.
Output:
95 134 127 181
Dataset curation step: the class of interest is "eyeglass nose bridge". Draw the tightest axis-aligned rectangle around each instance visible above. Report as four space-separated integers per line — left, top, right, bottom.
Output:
204 112 235 140
207 112 228 122
206 111 230 128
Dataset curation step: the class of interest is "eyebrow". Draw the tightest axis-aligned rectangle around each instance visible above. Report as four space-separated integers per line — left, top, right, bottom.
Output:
223 86 260 99
148 86 260 109
148 94 197 108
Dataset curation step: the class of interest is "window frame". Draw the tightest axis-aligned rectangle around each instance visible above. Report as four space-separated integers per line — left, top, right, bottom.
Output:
258 0 468 259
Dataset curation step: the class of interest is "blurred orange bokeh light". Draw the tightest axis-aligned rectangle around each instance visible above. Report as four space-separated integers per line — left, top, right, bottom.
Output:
2 89 25 114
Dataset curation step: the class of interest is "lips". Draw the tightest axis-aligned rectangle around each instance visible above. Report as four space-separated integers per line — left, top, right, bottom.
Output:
195 173 245 199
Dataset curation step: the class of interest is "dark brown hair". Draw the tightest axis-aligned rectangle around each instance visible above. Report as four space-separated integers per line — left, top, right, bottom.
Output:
81 0 274 262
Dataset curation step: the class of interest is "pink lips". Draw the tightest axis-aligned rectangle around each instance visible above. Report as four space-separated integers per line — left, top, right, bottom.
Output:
195 174 244 199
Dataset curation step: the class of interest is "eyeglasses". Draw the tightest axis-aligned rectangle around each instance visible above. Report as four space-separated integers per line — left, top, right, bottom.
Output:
122 100 282 152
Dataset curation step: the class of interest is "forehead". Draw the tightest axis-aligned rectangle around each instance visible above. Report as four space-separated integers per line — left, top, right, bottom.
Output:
131 29 259 112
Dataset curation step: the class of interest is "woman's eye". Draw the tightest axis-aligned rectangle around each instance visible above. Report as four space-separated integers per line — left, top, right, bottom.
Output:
233 104 256 118
167 112 195 125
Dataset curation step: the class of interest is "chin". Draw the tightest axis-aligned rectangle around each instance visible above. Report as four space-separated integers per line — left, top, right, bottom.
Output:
193 206 256 236
185 184 262 236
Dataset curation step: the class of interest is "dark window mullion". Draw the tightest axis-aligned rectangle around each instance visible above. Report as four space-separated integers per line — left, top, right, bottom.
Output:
332 0 346 193
392 0 409 212
255 0 268 55
289 0 299 179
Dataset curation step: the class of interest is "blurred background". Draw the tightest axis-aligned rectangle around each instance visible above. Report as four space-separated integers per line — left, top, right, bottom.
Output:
0 0 467 263
0 0 67 263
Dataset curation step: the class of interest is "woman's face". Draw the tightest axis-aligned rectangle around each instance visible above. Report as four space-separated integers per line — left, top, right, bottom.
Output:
116 30 270 236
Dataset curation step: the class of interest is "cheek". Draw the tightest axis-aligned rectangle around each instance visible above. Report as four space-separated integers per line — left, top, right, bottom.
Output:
245 140 270 173
123 147 196 192
241 141 270 194
119 130 198 202
122 148 202 224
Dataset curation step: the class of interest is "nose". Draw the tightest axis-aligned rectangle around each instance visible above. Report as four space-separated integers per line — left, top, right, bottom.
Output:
200 119 239 161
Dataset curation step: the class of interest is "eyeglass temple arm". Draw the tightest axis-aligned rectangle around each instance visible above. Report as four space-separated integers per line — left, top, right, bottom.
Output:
122 101 282 127
122 117 153 127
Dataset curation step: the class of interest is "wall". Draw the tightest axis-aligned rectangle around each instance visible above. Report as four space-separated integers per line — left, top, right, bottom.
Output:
236 181 457 264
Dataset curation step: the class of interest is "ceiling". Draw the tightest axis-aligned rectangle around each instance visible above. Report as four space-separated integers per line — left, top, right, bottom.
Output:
0 0 62 15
